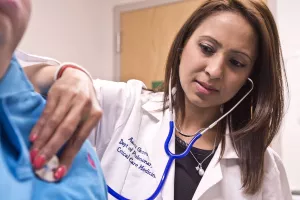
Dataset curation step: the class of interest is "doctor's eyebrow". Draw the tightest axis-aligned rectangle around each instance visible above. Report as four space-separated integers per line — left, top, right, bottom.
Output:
230 50 253 63
198 35 222 48
198 35 253 63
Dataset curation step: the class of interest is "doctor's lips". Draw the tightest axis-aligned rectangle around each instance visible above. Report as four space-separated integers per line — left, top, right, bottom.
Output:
195 80 219 94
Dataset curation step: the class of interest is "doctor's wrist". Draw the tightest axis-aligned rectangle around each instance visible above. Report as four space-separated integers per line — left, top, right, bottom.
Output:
54 63 93 82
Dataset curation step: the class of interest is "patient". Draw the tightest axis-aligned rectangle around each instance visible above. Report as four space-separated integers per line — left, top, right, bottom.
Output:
0 0 107 199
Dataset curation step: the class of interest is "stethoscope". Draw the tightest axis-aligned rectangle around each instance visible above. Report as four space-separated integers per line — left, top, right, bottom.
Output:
108 77 254 200
12 50 256 199
14 51 254 199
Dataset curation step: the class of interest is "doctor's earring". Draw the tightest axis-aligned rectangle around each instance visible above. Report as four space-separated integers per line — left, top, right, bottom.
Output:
250 97 253 120
250 104 253 120
220 105 224 114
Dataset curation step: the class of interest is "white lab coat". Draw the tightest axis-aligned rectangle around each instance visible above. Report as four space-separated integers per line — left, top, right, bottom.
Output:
15 49 292 199
89 79 293 200
16 49 292 200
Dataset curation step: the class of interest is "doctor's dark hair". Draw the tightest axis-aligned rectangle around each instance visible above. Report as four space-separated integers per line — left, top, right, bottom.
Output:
163 0 286 195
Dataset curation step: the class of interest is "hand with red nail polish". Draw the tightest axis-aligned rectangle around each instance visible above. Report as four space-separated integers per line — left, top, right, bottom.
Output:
30 148 39 163
29 132 38 142
27 66 102 177
54 165 67 180
33 155 46 169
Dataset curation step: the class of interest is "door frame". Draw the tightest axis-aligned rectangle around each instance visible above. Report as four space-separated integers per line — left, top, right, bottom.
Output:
113 0 183 82
113 0 281 153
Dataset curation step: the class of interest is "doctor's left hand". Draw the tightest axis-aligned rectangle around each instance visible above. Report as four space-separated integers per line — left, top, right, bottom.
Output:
29 66 102 180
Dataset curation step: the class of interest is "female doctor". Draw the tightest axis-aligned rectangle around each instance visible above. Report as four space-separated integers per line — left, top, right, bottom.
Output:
23 0 292 199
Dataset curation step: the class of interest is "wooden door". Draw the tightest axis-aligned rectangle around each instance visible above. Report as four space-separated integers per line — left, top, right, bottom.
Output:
120 0 206 88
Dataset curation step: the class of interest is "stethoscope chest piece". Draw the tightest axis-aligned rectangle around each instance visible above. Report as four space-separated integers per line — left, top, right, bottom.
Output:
35 156 59 182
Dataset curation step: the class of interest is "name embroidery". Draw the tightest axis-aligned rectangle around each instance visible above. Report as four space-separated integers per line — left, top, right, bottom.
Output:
116 137 156 178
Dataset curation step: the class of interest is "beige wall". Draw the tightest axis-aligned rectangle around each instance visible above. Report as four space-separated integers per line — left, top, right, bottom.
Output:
277 0 300 191
18 0 145 80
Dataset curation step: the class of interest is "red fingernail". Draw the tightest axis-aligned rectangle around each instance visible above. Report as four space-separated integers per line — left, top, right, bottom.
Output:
29 133 38 142
33 155 46 169
30 148 39 163
54 165 67 180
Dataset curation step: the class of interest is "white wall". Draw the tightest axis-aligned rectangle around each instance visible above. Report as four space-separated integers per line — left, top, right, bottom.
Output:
278 0 300 58
277 0 300 192
18 0 144 80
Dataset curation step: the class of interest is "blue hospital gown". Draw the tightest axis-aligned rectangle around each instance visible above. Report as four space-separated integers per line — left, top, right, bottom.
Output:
0 56 108 200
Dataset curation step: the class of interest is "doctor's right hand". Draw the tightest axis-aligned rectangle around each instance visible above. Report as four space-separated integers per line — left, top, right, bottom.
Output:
28 64 102 180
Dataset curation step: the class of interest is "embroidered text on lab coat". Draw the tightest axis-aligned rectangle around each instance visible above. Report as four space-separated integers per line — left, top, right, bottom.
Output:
116 137 156 178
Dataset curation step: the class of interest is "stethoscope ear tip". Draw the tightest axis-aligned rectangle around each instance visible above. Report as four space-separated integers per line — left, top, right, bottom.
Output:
247 78 254 90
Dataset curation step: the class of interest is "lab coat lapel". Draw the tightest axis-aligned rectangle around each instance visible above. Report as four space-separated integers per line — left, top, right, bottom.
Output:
192 134 239 199
192 144 223 200
143 109 175 200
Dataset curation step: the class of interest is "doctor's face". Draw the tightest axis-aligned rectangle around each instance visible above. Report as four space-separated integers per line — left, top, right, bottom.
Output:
179 11 257 109
0 0 31 78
